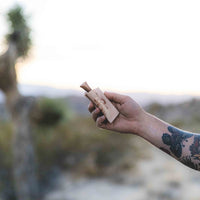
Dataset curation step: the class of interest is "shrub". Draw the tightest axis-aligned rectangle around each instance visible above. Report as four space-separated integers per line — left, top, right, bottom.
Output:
33 97 66 127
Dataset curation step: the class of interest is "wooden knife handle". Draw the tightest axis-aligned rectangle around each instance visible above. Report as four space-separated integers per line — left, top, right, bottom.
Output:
80 82 92 92
80 82 119 123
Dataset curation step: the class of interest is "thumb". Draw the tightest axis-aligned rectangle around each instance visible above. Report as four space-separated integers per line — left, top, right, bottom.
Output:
104 92 126 104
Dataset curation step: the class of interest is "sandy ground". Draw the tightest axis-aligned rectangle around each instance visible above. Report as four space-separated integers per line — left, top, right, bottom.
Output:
45 147 200 200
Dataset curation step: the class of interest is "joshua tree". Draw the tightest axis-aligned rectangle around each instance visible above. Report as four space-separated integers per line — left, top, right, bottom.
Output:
0 6 38 200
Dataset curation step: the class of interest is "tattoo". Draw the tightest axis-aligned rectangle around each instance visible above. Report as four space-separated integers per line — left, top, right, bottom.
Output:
159 147 171 155
162 126 192 158
180 156 199 170
190 135 200 160
161 126 200 170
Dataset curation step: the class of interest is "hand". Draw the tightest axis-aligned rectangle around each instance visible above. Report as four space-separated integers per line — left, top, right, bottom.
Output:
88 92 146 134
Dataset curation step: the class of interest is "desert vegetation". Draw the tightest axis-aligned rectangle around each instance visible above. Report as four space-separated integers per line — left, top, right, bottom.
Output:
0 95 200 199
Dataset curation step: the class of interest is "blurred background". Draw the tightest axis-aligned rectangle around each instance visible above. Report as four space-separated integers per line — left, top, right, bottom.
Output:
0 1 200 200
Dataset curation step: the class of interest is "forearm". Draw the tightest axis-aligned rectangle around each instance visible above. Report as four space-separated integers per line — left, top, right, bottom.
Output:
137 112 200 170
89 92 200 170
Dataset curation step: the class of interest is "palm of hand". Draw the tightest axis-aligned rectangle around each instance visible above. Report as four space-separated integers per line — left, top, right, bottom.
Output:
101 97 143 134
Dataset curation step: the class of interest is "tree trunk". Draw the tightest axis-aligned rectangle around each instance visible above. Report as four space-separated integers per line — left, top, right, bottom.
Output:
11 96 39 200
0 43 39 200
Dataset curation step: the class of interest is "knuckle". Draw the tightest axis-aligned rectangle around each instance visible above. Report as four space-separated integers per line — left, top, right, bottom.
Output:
124 96 131 102
92 110 99 121
96 119 100 127
92 114 97 121
88 104 93 112
125 96 131 100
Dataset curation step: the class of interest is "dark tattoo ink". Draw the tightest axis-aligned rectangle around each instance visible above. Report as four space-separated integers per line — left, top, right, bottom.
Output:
160 147 171 155
162 126 192 158
180 156 199 170
190 135 200 160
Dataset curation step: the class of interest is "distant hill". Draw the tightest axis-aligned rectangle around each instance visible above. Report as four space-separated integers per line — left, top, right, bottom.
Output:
127 92 197 106
15 84 200 105
64 95 90 116
0 84 197 106
18 84 81 97
146 98 200 131
0 84 200 125
0 84 199 119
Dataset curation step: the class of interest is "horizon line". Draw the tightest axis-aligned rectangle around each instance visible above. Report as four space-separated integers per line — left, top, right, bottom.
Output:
17 82 200 97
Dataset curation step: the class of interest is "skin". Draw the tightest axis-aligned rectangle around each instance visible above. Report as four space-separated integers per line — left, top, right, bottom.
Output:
88 92 200 171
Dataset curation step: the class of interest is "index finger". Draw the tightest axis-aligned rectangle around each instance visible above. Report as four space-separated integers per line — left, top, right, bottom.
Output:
88 101 95 113
104 92 126 104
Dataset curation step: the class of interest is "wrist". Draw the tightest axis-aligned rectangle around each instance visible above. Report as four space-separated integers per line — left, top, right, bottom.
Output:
135 110 150 136
135 111 168 145
128 110 149 136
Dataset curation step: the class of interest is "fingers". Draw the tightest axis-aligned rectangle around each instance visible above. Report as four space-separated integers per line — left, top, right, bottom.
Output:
96 115 106 127
91 107 102 121
87 92 125 129
92 108 107 128
88 101 107 127
88 92 126 112
104 92 127 104
88 102 99 121
88 101 104 122
111 101 121 111
90 107 107 128
88 102 95 113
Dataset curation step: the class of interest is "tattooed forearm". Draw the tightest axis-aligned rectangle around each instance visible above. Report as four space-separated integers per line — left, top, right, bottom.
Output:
159 147 171 156
180 156 199 170
189 135 200 160
162 126 192 158
161 126 200 170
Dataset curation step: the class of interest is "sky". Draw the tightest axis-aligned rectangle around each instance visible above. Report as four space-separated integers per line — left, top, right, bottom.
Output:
1 0 200 95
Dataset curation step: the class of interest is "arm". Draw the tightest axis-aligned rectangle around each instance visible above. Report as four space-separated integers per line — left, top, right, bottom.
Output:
88 92 200 171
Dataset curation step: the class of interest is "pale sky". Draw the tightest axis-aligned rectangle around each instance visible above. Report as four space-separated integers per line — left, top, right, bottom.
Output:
1 0 200 95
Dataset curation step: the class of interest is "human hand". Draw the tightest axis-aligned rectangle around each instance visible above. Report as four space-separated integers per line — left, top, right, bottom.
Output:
88 92 146 134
